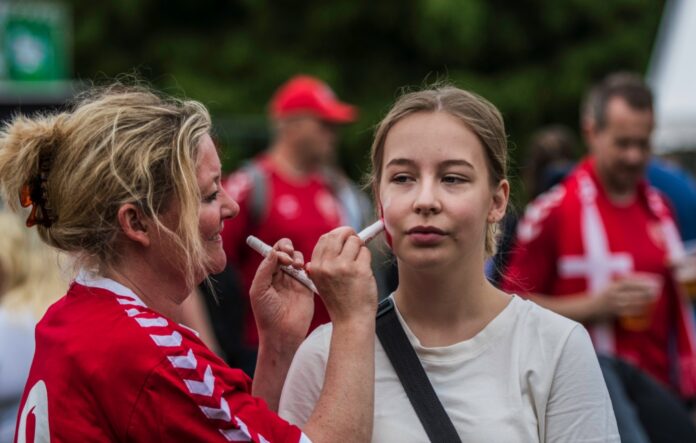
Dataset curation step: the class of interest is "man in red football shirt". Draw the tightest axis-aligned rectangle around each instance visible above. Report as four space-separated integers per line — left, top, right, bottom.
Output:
503 72 696 441
221 75 371 374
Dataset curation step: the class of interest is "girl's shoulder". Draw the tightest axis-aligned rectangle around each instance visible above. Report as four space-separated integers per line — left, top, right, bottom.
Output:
507 295 585 348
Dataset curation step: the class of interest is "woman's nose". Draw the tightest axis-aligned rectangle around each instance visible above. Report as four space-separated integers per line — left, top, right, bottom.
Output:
221 188 240 220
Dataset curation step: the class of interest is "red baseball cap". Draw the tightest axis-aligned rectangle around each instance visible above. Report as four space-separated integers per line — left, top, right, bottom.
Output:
269 75 357 123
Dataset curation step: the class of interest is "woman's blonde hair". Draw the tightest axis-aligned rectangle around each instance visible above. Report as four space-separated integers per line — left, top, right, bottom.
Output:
367 85 508 257
0 207 68 319
0 83 212 288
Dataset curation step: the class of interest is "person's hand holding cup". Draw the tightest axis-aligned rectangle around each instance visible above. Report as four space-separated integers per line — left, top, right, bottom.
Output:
614 272 663 331
674 242 696 301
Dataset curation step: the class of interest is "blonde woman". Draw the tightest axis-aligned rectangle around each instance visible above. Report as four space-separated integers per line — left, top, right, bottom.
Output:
279 85 619 442
0 84 377 442
0 207 68 441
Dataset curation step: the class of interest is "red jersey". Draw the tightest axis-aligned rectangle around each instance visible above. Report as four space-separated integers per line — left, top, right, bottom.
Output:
222 156 344 346
503 158 696 397
14 274 308 443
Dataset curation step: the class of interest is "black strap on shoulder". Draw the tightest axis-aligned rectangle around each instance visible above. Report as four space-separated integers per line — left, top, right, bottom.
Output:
240 161 267 228
375 298 462 443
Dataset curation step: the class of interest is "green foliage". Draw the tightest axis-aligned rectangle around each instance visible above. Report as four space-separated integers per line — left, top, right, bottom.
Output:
65 0 665 201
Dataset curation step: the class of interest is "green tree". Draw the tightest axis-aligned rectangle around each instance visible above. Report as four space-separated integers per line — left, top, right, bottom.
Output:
66 0 665 202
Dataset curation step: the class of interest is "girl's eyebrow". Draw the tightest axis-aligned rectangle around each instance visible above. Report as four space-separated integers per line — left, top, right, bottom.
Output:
385 158 474 169
384 158 416 168
439 159 474 170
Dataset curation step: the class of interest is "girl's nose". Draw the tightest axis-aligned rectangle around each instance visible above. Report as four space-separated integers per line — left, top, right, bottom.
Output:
412 180 442 215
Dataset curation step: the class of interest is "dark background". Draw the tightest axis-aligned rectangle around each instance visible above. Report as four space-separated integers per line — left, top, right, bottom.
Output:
22 0 671 204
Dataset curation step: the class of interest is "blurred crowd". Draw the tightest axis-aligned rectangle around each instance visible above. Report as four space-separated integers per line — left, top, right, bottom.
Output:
2 71 696 442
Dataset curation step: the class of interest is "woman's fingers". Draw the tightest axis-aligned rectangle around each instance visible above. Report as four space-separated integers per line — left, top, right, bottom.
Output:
356 243 372 266
312 227 357 264
341 235 363 261
251 249 279 293
272 238 303 268
291 250 304 269
307 226 377 323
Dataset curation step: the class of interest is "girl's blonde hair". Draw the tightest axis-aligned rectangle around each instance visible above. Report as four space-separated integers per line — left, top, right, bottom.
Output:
0 83 212 288
367 85 508 257
0 207 68 319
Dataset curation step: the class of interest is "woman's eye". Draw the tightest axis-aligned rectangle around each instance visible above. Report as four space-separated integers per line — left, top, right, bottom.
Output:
204 191 219 202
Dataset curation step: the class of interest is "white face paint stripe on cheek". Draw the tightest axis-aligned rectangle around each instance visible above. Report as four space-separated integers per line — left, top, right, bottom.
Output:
378 195 396 242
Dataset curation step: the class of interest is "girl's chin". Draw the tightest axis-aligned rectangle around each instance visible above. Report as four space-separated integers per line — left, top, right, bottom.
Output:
397 253 450 270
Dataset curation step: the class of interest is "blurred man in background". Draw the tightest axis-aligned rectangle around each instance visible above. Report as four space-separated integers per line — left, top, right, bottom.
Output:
219 75 377 375
503 72 696 442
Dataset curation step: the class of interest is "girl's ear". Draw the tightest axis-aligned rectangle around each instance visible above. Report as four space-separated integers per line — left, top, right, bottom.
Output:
488 179 510 223
117 203 151 247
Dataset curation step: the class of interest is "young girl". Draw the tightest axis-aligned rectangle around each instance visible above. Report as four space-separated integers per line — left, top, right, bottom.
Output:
278 85 619 442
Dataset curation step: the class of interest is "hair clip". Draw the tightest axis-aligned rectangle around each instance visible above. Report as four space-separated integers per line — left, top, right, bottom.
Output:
19 180 53 228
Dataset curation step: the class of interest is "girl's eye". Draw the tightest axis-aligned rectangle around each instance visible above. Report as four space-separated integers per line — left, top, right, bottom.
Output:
391 174 412 183
204 191 219 203
443 175 468 184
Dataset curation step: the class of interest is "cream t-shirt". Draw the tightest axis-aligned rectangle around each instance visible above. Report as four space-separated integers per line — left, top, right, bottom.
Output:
279 296 619 442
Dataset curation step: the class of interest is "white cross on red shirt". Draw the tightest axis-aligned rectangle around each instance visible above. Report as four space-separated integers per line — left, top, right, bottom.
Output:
558 181 634 353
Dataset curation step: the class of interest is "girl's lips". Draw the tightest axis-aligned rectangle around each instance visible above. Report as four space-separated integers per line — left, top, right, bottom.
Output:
407 226 446 235
407 231 446 246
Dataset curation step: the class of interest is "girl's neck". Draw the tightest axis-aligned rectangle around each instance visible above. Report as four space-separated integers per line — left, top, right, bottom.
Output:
394 259 511 347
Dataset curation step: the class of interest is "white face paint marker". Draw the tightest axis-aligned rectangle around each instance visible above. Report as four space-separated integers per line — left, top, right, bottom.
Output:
378 195 395 241
246 220 385 295
246 236 320 294
357 219 385 243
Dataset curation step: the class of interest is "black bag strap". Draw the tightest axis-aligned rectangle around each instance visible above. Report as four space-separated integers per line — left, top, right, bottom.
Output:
376 298 462 443
240 161 268 228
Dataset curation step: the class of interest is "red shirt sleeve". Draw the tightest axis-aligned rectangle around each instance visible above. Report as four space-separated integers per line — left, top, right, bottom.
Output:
502 187 564 296
126 338 305 443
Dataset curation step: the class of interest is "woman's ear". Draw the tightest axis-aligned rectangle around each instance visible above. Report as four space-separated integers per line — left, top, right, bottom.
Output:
117 203 151 247
488 179 510 223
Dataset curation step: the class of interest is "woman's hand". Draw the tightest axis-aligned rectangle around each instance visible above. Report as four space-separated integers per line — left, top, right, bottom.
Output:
306 227 378 325
249 238 314 348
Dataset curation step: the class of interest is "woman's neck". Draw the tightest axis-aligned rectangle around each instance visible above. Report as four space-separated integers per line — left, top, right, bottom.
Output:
394 258 510 347
103 257 190 321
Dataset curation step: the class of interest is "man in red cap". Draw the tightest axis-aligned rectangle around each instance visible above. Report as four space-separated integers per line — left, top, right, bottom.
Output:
219 75 373 375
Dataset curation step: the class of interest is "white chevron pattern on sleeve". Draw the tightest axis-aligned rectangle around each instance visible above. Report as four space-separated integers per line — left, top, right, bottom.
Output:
200 397 232 421
184 365 215 397
125 308 142 317
219 428 251 442
149 331 182 347
234 417 252 439
232 417 272 443
168 349 198 370
135 317 169 328
116 296 146 307
113 293 277 442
